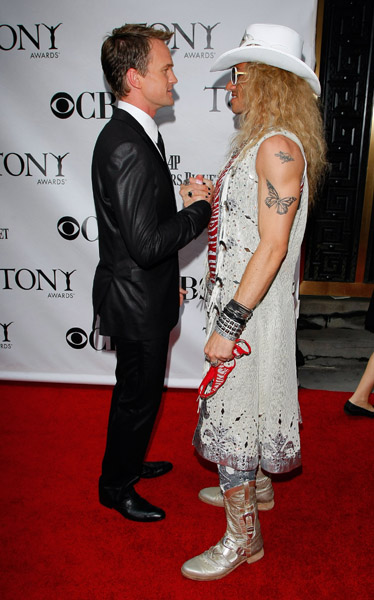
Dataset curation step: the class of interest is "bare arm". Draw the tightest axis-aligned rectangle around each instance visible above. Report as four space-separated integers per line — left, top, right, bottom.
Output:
204 135 305 363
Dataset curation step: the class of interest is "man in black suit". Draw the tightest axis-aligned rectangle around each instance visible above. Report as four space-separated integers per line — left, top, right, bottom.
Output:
92 24 212 522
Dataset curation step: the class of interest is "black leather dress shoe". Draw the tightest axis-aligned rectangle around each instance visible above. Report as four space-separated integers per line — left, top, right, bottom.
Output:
140 461 173 479
344 400 374 418
99 486 165 522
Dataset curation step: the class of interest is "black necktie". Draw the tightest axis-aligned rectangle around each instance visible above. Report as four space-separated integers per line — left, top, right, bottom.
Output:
157 131 166 161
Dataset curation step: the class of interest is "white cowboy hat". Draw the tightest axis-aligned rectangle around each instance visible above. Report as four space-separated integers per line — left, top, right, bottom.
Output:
210 23 321 95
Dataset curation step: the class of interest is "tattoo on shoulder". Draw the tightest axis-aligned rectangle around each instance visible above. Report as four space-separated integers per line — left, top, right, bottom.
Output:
265 179 297 215
275 150 294 163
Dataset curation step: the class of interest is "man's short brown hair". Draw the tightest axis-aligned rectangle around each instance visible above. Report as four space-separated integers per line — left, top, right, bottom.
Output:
101 24 173 98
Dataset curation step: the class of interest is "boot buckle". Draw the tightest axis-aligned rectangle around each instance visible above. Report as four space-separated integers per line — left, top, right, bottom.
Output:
243 509 255 538
222 536 246 556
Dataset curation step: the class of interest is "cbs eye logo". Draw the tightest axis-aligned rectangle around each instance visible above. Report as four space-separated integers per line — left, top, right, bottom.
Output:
50 93 74 119
57 216 80 240
57 216 98 241
66 327 115 351
50 91 116 119
66 327 87 349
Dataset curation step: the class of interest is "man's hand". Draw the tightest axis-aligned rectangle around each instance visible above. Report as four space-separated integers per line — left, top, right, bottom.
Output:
179 175 213 208
179 287 187 306
204 330 236 364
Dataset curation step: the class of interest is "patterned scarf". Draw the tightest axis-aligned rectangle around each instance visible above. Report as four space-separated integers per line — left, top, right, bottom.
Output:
207 153 238 284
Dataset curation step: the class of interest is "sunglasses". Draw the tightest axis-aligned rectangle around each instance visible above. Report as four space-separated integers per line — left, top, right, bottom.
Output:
231 66 246 85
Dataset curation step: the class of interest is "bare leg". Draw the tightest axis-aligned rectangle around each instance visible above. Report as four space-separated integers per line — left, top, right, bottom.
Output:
348 353 374 412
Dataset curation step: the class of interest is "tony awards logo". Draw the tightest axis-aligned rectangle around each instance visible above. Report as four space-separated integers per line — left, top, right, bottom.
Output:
0 151 69 185
143 21 220 58
0 23 62 58
0 321 13 349
0 268 76 299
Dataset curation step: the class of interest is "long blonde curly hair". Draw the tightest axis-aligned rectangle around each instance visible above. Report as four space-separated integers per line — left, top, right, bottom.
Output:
231 62 327 203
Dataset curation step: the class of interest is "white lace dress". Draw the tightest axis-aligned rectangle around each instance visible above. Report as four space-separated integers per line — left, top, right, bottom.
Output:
193 130 308 474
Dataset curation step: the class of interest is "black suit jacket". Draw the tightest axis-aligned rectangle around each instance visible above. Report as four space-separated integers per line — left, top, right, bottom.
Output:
92 107 211 340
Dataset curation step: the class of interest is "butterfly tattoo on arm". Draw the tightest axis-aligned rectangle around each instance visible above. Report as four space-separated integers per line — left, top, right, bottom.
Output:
265 179 297 215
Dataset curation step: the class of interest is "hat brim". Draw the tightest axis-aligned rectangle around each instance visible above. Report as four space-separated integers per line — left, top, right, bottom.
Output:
210 46 321 95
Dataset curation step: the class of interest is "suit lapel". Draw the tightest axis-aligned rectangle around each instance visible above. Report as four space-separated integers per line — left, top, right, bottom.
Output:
111 108 174 187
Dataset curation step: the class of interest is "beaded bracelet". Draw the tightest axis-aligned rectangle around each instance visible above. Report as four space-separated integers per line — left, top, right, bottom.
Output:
215 299 253 341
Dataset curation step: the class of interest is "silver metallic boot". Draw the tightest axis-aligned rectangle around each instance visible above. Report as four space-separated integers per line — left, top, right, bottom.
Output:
198 466 275 511
181 481 264 581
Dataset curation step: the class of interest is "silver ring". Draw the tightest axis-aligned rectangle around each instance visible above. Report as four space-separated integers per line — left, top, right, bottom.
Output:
211 360 219 367
188 191 193 198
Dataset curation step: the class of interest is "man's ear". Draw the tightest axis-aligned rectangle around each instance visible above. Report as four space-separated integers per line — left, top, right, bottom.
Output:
126 68 142 90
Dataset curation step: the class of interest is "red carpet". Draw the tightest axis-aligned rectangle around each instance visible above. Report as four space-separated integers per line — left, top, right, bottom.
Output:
0 382 373 600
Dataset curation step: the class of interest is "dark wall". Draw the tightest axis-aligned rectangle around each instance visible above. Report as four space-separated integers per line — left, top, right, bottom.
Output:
304 0 374 283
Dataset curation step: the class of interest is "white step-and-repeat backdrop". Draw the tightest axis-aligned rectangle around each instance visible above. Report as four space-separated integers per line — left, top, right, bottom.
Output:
1 0 318 386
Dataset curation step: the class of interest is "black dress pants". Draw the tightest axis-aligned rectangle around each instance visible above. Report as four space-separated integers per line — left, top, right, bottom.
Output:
99 335 169 502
